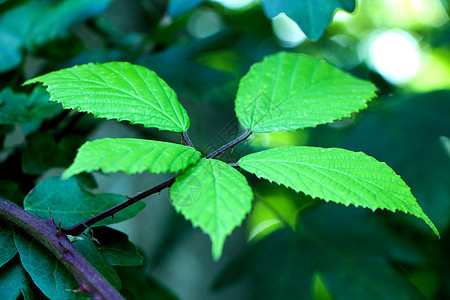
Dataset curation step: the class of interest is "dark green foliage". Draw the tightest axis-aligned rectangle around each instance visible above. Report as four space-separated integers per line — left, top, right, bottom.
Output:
0 259 35 300
24 177 145 228
90 227 143 267
0 222 16 268
215 204 428 299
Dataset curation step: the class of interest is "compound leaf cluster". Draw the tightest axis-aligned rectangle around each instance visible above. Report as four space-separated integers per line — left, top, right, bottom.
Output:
24 51 438 262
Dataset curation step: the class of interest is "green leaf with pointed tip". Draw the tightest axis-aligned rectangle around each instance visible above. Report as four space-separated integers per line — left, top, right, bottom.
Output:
24 61 190 132
0 260 35 300
262 0 355 40
63 138 201 179
13 229 87 300
0 87 61 124
238 146 439 236
0 223 17 268
24 177 145 228
170 159 253 259
235 52 376 133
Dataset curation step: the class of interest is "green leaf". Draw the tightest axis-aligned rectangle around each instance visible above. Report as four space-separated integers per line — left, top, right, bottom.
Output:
0 0 111 73
73 238 121 291
24 177 145 228
13 229 87 300
24 61 190 132
91 227 143 267
0 260 35 300
345 90 450 229
235 52 376 133
0 223 17 268
262 0 356 40
0 87 61 124
63 138 201 179
238 146 439 236
0 27 22 73
170 159 253 259
22 132 84 175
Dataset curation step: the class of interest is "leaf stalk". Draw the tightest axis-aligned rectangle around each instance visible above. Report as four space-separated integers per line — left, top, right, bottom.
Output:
206 129 252 159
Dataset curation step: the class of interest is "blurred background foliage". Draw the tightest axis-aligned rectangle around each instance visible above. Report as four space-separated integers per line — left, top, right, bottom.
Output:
0 0 448 299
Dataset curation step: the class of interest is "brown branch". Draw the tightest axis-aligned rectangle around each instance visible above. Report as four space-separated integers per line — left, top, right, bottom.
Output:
62 177 176 236
181 131 195 148
0 197 124 300
206 129 252 159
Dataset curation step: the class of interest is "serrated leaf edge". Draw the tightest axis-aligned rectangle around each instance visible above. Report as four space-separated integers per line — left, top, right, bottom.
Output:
169 159 254 259
24 62 190 132
238 150 439 237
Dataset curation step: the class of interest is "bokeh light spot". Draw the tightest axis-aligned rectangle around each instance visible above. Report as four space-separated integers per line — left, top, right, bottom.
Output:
362 29 421 84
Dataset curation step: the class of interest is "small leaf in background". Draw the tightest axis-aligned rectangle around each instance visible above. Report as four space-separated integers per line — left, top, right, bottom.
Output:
235 52 376 133
91 227 143 267
0 87 61 124
24 61 191 132
0 259 35 300
262 0 356 40
63 138 201 179
22 132 84 175
13 229 87 300
0 27 22 73
117 266 178 300
0 222 17 268
24 177 145 228
170 158 253 259
72 238 121 291
0 0 112 73
239 146 439 236
168 0 205 17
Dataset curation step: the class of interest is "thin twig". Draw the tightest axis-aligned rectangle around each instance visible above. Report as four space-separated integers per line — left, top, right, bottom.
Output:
206 129 252 159
62 177 176 236
63 129 251 235
228 162 239 168
181 131 195 148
